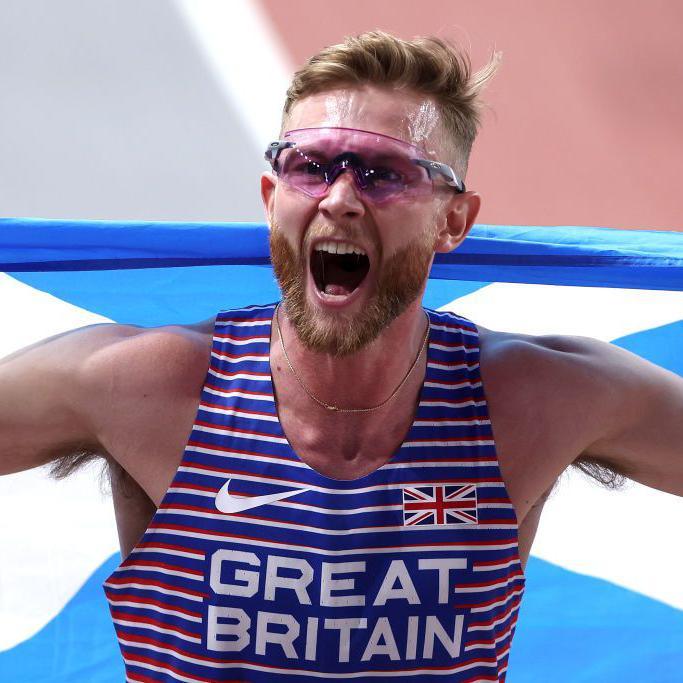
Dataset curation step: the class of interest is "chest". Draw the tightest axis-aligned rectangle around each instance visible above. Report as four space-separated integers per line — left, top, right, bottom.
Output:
133 394 532 506
110 330 580 561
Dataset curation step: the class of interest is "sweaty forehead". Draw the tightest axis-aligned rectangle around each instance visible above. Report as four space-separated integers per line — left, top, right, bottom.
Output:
285 86 443 152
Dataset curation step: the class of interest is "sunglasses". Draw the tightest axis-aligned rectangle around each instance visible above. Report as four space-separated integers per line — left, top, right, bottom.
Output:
264 127 466 205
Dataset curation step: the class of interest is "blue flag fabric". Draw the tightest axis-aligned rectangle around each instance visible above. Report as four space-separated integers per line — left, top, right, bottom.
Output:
2 217 682 289
0 219 681 683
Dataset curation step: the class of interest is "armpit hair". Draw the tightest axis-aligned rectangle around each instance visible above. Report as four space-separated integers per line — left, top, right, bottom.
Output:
571 454 629 489
48 447 134 497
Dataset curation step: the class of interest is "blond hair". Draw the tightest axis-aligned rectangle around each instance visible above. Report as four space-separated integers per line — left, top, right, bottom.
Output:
283 30 501 176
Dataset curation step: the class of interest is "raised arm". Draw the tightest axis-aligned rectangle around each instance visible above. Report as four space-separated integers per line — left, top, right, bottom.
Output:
0 324 136 476
542 334 683 496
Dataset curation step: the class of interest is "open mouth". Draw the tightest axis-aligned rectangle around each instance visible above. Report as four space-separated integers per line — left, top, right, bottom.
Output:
310 241 371 297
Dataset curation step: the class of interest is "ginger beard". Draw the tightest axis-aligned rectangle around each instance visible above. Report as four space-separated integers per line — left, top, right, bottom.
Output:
269 222 436 357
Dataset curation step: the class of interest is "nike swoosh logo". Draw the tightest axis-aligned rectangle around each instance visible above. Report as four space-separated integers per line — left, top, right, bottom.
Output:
215 479 310 514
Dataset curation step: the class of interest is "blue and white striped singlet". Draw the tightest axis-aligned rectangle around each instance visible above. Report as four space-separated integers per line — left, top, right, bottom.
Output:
104 303 526 682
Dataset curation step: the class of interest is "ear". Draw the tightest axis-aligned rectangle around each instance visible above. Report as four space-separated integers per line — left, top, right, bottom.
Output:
261 172 277 225
434 191 481 253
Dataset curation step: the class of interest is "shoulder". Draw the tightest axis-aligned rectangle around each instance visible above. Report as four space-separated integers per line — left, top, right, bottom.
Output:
477 323 620 379
0 318 214 403
465 323 613 433
477 323 677 454
76 318 215 469
474 327 630 511
480 325 671 395
477 325 642 413
78 317 216 398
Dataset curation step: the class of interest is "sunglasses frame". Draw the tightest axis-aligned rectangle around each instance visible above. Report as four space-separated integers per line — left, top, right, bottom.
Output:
264 127 466 197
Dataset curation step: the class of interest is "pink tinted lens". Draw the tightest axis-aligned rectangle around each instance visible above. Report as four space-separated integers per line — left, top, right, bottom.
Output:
278 128 433 202
279 146 330 197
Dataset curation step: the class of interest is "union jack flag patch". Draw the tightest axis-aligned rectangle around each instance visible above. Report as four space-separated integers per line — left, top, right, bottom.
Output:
402 484 478 526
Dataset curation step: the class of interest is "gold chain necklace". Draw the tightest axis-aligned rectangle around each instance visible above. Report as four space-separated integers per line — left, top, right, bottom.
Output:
274 303 430 414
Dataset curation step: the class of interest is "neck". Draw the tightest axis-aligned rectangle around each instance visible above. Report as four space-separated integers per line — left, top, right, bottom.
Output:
272 300 429 412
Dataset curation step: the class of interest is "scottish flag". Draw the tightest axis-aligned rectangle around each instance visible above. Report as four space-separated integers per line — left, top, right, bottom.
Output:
0 219 682 682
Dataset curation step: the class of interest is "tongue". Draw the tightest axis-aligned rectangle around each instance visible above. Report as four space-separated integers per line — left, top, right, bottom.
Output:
322 257 361 296
324 283 352 296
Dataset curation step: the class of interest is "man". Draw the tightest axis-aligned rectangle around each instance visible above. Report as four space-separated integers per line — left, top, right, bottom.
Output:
1 31 681 681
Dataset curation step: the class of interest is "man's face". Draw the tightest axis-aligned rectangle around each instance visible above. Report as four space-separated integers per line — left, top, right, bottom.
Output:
262 85 456 356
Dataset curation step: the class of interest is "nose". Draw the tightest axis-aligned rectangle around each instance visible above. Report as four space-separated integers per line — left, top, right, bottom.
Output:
317 170 366 222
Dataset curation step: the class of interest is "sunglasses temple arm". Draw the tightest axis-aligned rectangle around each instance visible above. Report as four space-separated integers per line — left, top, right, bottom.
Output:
414 159 466 193
265 141 296 169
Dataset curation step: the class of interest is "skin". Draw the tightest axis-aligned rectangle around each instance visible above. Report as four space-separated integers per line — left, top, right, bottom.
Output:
1 85 682 570
261 86 479 478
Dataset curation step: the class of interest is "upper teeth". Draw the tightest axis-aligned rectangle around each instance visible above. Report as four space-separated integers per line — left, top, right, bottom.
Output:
314 241 366 256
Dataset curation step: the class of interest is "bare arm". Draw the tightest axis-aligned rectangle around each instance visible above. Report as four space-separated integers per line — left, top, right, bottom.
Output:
540 334 683 496
2 317 213 519
0 324 138 475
